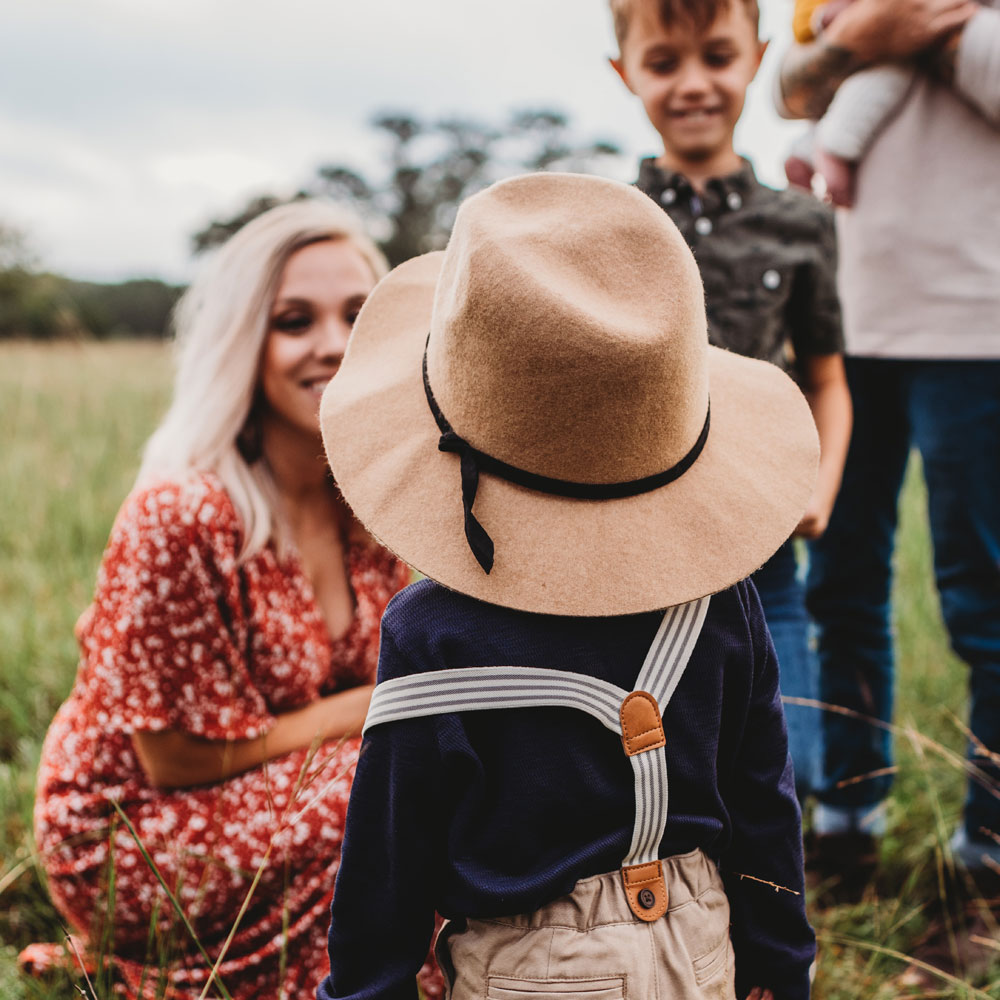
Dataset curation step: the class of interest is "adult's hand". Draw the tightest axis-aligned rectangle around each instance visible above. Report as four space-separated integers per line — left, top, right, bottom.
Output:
824 0 978 63
779 0 979 120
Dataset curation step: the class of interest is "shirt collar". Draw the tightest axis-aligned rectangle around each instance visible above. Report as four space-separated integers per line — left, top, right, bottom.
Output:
637 157 758 211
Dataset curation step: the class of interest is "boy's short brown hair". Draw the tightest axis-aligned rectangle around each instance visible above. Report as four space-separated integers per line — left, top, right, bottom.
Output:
610 0 761 50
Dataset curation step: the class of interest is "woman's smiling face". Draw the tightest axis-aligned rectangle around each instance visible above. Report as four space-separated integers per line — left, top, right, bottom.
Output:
259 238 377 443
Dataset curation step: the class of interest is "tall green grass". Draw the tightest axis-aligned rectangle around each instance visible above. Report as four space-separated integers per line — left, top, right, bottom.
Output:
808 457 988 998
1 341 172 998
0 341 990 996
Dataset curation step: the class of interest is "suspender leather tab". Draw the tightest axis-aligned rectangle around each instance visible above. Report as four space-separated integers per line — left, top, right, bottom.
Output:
621 860 669 921
620 691 666 756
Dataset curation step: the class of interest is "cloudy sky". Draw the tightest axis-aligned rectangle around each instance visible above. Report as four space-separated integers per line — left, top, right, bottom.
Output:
1 0 803 284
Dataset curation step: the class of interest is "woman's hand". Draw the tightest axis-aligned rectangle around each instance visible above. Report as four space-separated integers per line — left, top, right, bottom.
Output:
745 989 775 1000
313 683 375 741
132 683 375 789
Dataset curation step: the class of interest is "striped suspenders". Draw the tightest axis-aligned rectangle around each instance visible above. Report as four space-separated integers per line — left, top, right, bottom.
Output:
363 596 710 921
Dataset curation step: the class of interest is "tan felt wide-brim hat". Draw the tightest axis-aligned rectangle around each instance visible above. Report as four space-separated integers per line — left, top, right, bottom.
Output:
322 173 818 617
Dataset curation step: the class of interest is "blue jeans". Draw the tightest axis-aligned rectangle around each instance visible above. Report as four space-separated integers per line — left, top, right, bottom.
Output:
806 358 1000 848
752 541 821 800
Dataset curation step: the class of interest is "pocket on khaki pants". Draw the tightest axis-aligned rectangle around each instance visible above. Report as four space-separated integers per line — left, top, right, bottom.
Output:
690 933 735 998
487 976 625 999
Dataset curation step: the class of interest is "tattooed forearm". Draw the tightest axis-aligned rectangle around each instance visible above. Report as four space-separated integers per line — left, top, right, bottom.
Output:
779 41 867 120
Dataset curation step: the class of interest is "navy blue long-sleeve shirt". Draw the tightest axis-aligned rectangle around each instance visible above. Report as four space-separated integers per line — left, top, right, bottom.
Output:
320 577 814 1000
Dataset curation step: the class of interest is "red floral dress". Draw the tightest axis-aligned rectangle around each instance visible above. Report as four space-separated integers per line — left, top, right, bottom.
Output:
34 475 443 999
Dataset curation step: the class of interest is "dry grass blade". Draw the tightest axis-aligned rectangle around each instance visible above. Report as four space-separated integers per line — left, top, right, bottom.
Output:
64 933 99 1000
195 843 273 1000
968 936 1000 953
199 739 355 1000
0 855 34 897
734 873 801 895
818 931 994 999
784 696 993 790
109 801 234 1000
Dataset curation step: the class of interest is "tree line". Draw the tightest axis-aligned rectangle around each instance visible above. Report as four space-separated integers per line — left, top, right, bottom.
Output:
0 223 183 340
3 109 623 339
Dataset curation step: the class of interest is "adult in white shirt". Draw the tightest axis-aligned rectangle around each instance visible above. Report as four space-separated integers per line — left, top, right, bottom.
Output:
778 0 1000 935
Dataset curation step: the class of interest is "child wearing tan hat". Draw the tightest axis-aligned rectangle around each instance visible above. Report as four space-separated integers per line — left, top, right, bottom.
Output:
317 172 818 1000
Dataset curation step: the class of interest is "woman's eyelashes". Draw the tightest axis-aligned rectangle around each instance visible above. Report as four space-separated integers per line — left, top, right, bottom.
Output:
271 310 313 334
270 299 365 335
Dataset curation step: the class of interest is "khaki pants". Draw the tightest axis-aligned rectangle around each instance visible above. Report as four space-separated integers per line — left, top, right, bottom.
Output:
436 849 736 1000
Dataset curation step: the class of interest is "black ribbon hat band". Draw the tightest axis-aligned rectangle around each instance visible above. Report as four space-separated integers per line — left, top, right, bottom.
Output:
422 337 710 575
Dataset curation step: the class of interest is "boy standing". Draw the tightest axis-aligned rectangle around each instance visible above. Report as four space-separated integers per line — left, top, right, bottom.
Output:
610 0 851 802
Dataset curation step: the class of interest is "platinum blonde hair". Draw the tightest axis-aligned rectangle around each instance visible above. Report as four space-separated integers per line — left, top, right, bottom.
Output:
137 200 388 561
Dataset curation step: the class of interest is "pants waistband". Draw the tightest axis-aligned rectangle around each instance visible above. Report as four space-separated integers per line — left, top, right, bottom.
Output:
475 848 722 932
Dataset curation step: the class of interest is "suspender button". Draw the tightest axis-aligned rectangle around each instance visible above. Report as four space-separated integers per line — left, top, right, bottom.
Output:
638 888 656 909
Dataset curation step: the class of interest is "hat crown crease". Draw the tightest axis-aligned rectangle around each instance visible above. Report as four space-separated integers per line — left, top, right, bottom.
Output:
426 174 711 485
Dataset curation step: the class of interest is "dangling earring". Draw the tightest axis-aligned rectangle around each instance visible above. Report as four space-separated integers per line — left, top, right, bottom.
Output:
237 399 264 464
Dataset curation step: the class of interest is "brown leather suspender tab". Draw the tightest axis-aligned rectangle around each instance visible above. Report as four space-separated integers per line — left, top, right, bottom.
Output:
621 860 669 921
620 690 666 757
619 690 669 919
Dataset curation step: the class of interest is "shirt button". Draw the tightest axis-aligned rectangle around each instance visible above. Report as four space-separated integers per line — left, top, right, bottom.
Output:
762 268 781 290
638 888 656 909
727 191 743 210
694 216 713 235
660 188 677 205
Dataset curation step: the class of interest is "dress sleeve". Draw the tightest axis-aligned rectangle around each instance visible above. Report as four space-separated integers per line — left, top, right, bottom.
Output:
319 624 442 1000
721 580 815 1000
81 479 277 741
787 204 845 368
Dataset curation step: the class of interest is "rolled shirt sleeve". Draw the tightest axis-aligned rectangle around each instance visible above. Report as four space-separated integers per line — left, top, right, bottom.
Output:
787 204 845 371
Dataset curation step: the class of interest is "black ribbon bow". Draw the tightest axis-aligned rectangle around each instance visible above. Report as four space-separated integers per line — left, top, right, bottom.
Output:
422 336 710 576
436 430 496 573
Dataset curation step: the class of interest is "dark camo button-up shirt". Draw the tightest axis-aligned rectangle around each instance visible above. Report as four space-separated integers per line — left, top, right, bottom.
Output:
637 158 844 375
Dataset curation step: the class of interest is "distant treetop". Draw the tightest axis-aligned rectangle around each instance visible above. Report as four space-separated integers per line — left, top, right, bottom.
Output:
191 107 624 267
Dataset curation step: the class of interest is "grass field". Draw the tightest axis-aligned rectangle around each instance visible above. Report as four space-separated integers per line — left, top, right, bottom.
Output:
0 340 990 997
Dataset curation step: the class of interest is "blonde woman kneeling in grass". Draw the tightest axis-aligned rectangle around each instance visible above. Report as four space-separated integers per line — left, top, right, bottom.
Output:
31 202 442 999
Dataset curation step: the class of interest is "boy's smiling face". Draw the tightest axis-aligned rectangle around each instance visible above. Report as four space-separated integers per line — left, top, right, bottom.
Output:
612 0 766 177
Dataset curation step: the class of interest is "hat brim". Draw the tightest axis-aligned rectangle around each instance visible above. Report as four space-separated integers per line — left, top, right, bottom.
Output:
322 252 819 616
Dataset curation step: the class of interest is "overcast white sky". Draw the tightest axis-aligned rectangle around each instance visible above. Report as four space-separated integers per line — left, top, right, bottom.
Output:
0 0 803 284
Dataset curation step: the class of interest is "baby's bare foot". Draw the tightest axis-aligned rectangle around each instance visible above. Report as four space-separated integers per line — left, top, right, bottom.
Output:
784 154 815 192
815 147 857 208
